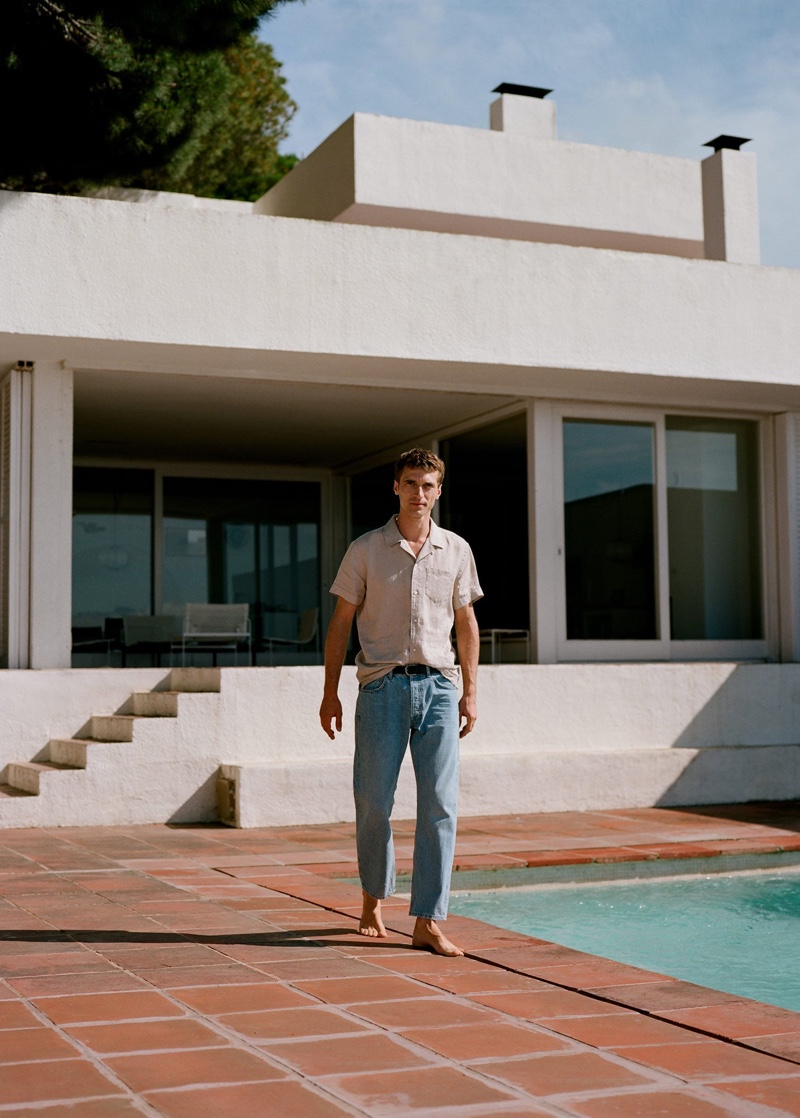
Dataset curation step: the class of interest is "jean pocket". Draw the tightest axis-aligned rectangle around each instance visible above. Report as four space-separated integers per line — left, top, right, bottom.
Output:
359 674 389 693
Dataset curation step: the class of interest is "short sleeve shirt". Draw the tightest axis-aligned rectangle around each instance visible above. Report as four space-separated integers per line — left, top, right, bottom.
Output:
330 516 483 685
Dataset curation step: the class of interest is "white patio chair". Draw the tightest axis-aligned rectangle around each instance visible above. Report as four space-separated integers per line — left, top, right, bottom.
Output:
176 603 251 666
262 607 319 665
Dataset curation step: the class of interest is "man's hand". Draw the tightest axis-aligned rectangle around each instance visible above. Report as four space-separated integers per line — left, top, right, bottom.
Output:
458 693 477 738
454 602 479 738
320 597 357 740
319 693 343 740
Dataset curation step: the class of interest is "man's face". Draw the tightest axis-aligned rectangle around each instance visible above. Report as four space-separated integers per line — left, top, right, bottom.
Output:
394 468 442 517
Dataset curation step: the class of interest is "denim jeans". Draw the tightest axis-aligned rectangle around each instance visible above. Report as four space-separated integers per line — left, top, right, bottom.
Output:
354 669 460 920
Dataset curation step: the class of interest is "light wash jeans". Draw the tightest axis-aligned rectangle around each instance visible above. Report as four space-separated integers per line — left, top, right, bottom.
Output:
353 668 460 920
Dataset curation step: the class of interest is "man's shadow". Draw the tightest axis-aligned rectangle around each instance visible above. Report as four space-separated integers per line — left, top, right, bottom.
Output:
0 927 416 948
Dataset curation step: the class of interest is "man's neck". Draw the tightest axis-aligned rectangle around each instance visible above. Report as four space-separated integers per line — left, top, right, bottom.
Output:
395 511 431 552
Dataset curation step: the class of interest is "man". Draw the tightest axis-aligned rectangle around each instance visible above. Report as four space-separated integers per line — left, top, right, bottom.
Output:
319 448 481 957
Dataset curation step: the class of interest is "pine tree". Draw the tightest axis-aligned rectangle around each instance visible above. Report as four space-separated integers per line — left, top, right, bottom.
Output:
1 0 298 195
128 36 297 201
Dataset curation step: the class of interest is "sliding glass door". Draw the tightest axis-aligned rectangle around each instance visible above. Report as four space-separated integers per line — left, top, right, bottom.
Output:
72 468 153 628
73 468 322 664
665 417 761 642
563 420 657 641
162 476 321 653
558 409 765 660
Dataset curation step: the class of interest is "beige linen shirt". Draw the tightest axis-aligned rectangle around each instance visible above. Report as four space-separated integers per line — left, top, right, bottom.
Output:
330 516 483 686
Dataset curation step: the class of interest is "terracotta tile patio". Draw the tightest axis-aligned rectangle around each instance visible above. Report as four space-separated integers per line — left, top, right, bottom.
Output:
1 803 800 1115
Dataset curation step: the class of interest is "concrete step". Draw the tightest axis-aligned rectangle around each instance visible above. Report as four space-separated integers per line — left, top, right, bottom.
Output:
87 714 136 742
167 667 221 693
47 738 97 767
6 761 81 795
0 783 35 798
130 691 179 717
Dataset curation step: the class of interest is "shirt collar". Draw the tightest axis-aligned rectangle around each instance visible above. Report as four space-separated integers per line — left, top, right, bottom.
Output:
383 516 445 549
428 519 446 549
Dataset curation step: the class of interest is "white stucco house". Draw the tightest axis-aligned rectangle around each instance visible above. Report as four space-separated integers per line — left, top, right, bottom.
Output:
2 84 800 828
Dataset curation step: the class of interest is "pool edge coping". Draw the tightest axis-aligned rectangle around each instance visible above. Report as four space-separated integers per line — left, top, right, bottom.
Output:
304 836 800 1068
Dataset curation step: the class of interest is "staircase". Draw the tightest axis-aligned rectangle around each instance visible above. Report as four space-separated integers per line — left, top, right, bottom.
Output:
0 668 223 827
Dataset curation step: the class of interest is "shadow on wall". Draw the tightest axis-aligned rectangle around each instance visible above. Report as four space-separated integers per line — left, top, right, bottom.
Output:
167 772 218 824
656 744 800 808
670 664 800 749
656 664 800 808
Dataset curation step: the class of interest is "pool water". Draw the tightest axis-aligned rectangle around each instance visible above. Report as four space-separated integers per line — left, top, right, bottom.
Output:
450 869 800 1012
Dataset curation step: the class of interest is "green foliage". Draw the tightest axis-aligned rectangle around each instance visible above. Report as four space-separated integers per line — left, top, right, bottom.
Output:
129 37 297 201
1 1 298 196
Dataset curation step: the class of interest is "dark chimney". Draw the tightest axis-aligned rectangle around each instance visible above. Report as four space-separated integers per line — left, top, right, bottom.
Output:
703 135 751 153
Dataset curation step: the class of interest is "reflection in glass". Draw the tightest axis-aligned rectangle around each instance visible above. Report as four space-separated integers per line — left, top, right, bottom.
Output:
72 468 153 627
666 417 761 639
162 477 320 651
563 420 656 640
349 462 398 543
440 415 529 635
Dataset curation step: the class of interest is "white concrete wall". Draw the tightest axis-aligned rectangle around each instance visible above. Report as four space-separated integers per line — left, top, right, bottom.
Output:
232 746 800 827
0 668 169 764
0 362 73 669
257 113 705 254
28 362 73 668
2 664 799 828
2 191 800 396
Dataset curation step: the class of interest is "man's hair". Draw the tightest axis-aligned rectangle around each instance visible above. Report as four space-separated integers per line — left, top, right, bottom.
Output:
393 448 445 484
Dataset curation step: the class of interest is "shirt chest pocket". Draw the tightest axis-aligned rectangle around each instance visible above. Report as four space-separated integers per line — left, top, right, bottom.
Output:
425 567 454 605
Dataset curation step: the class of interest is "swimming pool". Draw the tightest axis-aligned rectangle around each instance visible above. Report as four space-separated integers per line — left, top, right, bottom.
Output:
450 868 800 1012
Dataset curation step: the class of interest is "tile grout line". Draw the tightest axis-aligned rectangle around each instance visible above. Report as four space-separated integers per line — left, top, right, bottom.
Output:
4 993 168 1117
224 865 800 1071
4 813 800 1117
7 900 596 1114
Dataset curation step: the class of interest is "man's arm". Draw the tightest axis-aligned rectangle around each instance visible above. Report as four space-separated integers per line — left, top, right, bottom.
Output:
454 602 479 738
319 596 358 739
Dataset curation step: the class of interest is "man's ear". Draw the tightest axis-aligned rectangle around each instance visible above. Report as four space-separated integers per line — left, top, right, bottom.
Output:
393 481 400 495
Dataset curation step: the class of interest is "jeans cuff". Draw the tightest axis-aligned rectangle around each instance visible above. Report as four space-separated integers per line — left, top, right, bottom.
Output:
362 886 395 900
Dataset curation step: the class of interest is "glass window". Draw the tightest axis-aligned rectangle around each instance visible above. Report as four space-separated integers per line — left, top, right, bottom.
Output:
350 463 397 543
440 415 529 633
162 477 320 647
563 420 657 640
72 468 153 627
666 417 761 640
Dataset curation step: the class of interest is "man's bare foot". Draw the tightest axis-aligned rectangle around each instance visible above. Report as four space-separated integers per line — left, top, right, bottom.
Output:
359 891 388 938
411 917 464 956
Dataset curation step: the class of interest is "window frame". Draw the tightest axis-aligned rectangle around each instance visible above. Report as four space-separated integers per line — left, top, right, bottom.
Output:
553 403 772 663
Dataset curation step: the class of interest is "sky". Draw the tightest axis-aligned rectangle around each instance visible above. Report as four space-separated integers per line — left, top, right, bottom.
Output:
260 0 800 268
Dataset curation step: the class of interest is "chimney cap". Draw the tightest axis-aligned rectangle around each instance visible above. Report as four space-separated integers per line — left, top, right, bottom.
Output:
493 83 552 99
703 134 751 152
